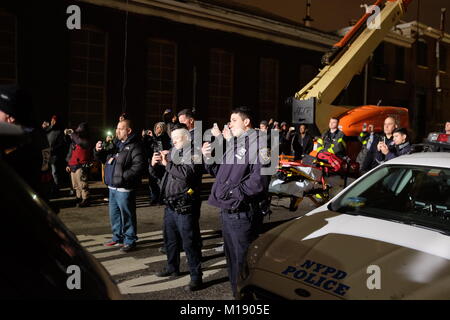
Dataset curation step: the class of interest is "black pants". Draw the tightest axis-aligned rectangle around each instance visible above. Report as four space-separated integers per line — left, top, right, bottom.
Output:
220 209 263 296
164 207 202 281
192 200 203 252
148 177 160 202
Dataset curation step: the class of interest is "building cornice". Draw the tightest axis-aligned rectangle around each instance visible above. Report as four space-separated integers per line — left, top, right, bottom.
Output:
395 21 450 44
77 0 339 52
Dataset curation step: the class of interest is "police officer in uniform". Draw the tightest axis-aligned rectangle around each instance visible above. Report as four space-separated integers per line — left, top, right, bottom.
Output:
202 107 271 298
177 108 204 252
152 123 204 291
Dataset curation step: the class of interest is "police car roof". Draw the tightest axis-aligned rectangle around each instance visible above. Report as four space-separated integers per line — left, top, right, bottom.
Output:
385 152 450 168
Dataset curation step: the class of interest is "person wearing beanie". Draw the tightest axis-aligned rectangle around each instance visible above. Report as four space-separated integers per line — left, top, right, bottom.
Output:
65 121 92 207
42 115 66 197
0 85 53 204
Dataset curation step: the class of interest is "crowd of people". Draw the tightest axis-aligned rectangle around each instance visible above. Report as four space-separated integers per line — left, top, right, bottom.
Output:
1 83 450 297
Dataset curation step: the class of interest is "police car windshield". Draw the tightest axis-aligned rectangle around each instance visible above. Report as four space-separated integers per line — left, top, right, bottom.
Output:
331 165 450 234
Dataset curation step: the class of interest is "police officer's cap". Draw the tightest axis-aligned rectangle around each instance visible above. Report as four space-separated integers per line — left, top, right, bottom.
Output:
0 85 32 123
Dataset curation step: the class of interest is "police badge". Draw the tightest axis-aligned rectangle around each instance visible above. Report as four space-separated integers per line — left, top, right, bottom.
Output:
259 147 271 163
236 147 247 160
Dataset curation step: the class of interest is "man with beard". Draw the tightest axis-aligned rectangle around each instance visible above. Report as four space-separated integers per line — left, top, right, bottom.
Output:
95 119 146 252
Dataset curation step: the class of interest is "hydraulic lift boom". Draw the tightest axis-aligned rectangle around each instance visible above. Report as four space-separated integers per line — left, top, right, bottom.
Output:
293 0 413 134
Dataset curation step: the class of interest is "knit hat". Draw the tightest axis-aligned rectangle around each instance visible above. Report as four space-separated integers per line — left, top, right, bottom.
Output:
0 85 32 122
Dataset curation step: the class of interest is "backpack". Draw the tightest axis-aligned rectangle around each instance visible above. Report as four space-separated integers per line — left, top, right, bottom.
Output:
317 151 344 173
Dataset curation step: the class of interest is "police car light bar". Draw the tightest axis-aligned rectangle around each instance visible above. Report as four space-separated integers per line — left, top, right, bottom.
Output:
437 134 450 143
427 133 450 144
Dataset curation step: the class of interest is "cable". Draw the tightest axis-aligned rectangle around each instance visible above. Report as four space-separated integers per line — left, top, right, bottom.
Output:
122 0 129 113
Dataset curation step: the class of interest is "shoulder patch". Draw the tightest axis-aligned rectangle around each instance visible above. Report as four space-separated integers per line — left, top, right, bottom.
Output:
259 147 271 162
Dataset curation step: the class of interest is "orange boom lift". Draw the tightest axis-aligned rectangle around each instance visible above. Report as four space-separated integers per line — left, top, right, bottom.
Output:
292 0 413 157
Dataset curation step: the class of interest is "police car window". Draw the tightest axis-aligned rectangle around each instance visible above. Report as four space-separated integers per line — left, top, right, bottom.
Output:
332 165 450 234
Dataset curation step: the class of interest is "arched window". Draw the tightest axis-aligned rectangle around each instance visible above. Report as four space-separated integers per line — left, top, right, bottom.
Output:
417 38 428 67
0 9 17 84
259 57 279 121
145 39 177 126
208 48 234 125
69 27 107 131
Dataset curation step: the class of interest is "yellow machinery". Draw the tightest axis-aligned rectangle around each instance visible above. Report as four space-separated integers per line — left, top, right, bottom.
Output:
293 0 413 134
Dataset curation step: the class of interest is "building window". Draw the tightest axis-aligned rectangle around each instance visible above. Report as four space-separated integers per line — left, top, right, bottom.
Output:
439 45 447 72
417 39 428 67
259 58 279 121
0 10 17 84
209 49 234 124
299 64 316 88
372 43 387 79
395 46 405 81
69 28 107 131
145 39 177 126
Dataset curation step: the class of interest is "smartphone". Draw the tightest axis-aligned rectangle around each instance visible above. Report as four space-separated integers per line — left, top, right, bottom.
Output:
213 123 218 129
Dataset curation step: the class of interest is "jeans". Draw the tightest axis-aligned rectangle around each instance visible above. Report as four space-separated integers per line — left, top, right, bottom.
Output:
221 209 263 296
164 207 202 281
108 188 138 245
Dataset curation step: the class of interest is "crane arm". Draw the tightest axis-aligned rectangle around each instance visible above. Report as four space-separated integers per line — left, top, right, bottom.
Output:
293 0 412 133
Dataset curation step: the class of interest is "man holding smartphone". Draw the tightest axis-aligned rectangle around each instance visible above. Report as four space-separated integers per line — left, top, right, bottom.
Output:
151 123 204 292
94 119 146 252
362 116 398 171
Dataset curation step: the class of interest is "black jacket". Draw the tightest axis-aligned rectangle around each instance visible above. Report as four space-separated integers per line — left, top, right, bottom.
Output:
2 126 49 196
317 129 346 157
363 133 395 170
149 147 203 202
383 142 412 161
44 125 66 161
94 133 146 189
291 132 313 159
142 132 172 159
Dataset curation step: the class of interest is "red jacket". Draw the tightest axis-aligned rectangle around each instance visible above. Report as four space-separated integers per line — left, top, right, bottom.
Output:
68 144 91 166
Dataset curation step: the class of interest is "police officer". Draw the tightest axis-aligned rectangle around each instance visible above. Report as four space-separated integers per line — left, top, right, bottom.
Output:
202 106 270 298
177 108 204 252
152 123 204 292
317 117 346 157
0 85 52 203
363 116 398 171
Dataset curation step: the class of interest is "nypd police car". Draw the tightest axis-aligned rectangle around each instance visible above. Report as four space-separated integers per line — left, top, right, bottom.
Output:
238 151 450 300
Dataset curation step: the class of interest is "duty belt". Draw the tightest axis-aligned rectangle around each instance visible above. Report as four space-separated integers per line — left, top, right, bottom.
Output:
223 203 250 214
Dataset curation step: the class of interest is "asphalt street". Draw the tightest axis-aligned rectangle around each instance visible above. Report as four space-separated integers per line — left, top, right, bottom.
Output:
56 177 321 300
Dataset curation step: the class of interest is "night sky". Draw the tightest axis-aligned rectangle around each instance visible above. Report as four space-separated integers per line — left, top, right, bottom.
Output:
234 0 450 33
